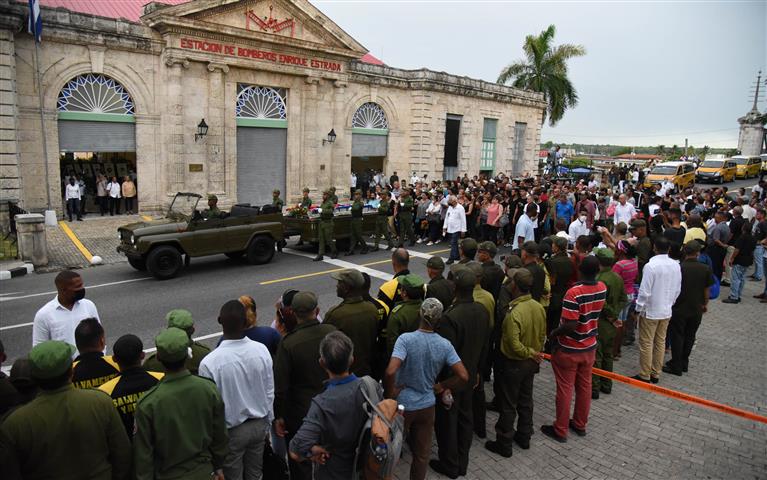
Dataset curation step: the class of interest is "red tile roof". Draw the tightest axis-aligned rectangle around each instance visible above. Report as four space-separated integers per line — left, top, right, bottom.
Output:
615 154 662 160
33 0 384 64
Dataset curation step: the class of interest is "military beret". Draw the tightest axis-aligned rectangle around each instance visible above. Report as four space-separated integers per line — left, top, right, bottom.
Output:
465 261 483 280
155 328 191 363
331 269 365 289
503 254 523 269
452 266 476 289
291 291 318 313
629 219 646 230
593 248 615 261
426 256 445 271
398 274 425 290
478 241 498 256
207 194 218 201
166 309 194 331
513 268 534 290
29 341 75 379
683 240 703 254
460 237 478 252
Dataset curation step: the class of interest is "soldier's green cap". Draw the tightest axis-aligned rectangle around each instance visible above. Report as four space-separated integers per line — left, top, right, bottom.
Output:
303 187 310 193
512 268 534 290
683 240 703 254
503 254 523 269
398 274 425 289
323 189 331 195
155 327 191 363
329 187 336 192
273 189 280 194
460 237 478 252
426 256 445 270
354 189 363 196
452 266 476 289
629 219 646 230
331 269 365 288
207 194 218 201
478 241 498 256
465 261 483 280
593 248 615 261
29 341 75 379
291 291 318 313
165 309 194 331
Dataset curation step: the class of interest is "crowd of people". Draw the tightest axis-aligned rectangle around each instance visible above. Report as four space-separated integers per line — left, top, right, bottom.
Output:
62 172 138 221
2 167 766 480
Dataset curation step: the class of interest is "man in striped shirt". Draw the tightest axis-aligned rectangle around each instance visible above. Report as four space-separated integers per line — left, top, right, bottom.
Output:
541 256 607 442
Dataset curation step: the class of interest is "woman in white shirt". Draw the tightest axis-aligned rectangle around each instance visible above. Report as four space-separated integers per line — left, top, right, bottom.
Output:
107 176 122 216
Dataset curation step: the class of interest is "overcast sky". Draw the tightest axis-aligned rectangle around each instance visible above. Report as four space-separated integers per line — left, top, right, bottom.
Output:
316 1 766 148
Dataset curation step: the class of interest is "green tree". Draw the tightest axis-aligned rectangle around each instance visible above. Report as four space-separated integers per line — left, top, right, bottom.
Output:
699 145 710 158
655 145 666 155
497 25 586 126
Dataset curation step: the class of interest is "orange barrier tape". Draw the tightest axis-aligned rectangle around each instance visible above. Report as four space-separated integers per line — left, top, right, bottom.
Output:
540 353 767 425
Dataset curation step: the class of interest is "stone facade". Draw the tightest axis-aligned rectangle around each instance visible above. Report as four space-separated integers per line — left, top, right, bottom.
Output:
0 0 546 214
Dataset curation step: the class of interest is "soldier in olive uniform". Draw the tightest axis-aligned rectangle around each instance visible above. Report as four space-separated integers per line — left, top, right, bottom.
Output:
398 188 416 246
329 186 339 205
372 190 394 252
385 274 425 355
478 241 506 299
346 189 369 255
134 328 228 480
0 341 131 480
592 248 627 399
324 269 379 376
299 187 312 209
143 309 211 375
272 189 284 210
202 194 222 219
426 255 455 310
314 190 338 261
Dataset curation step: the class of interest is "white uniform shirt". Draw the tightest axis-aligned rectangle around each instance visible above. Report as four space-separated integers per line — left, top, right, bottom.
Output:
350 173 357 188
32 296 100 353
614 202 636 226
107 182 121 198
198 337 275 428
513 214 536 245
568 218 590 243
443 204 467 234
635 254 682 320
65 184 81 201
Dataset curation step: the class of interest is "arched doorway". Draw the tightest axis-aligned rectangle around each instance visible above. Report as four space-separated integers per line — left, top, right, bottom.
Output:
351 102 388 193
57 73 136 215
235 84 288 206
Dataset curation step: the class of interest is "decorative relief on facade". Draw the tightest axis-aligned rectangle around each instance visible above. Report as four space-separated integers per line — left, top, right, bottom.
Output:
352 102 388 129
57 74 135 114
236 85 287 119
245 5 295 37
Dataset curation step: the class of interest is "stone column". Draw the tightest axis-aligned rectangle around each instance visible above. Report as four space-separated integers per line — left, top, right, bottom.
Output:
134 114 161 212
163 55 189 199
14 213 47 266
0 29 20 233
302 76 323 192
206 62 228 194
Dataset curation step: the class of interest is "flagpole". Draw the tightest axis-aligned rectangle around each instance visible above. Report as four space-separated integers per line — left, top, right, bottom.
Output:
33 40 51 211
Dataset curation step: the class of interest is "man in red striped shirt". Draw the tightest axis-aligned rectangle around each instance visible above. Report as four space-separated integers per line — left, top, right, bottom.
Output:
542 256 607 442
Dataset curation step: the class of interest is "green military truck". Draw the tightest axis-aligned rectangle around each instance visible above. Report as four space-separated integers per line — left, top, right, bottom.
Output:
282 210 378 251
117 193 283 279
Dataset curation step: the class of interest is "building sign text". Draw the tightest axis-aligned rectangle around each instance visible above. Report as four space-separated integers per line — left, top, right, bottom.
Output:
179 38 342 72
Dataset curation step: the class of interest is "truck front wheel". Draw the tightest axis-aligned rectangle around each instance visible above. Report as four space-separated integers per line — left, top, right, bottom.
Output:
247 236 275 265
127 257 147 271
146 246 183 280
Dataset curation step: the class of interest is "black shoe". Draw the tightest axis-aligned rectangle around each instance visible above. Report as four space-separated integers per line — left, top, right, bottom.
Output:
622 338 635 346
371 247 379 252
631 375 650 383
540 425 567 443
662 365 682 376
330 253 338 259
345 251 354 256
591 390 600 400
721 298 740 304
720 280 731 287
512 434 530 450
650 376 659 384
313 255 323 262
428 460 458 479
569 420 587 437
682 365 688 373
600 386 612 395
484 441 512 458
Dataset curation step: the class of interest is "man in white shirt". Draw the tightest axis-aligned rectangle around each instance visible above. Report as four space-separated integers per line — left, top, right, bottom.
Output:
411 172 420 186
442 195 466 264
199 300 274 480
631 170 640 185
33 270 100 355
568 210 590 245
613 194 636 231
632 237 681 383
513 203 538 251
64 177 82 222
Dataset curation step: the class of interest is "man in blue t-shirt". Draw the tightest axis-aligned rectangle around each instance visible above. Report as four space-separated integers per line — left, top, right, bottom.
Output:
555 193 574 226
384 298 469 480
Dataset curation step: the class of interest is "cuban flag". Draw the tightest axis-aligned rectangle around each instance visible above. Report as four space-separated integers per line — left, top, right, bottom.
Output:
28 0 42 43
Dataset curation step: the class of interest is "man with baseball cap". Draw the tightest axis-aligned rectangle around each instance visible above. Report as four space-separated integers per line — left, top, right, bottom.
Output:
324 269 378 376
485 269 546 457
1 341 131 479
273 291 337 480
134 328 228 480
545 236 574 336
629 219 653 284
425 255 455 311
143 309 210 375
386 274 426 355
478 241 505 299
592 248 627 399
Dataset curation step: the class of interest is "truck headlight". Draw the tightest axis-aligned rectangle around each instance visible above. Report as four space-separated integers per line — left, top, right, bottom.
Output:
713 172 721 176
130 234 135 245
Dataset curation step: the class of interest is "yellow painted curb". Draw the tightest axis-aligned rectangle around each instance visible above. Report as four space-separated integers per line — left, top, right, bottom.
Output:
58 221 93 262
141 215 153 222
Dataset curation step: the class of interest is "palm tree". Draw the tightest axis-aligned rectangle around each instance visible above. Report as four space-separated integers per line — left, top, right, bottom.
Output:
497 25 586 126
656 145 666 155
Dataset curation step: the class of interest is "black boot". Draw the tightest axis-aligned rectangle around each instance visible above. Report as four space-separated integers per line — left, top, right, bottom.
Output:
313 255 323 262
330 252 338 259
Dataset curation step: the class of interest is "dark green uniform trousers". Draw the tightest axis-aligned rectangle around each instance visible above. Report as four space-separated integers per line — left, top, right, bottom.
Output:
349 218 367 253
494 357 539 453
374 216 393 249
318 220 336 256
399 212 414 245
593 318 617 393
434 389 473 476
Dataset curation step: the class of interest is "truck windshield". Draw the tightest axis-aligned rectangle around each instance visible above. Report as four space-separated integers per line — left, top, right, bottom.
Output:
168 194 200 218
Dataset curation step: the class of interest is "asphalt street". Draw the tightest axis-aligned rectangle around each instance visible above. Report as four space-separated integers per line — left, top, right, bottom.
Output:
0 240 450 365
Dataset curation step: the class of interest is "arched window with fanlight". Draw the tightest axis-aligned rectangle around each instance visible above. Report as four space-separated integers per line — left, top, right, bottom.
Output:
351 102 388 162
235 85 288 128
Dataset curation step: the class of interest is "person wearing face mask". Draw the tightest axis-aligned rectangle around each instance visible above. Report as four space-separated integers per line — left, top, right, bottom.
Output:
568 208 590 245
32 271 100 356
64 176 82 222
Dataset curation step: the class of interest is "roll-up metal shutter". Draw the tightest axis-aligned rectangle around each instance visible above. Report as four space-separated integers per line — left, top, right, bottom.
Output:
58 120 136 152
236 127 287 207
352 133 387 157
